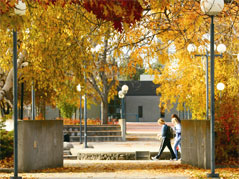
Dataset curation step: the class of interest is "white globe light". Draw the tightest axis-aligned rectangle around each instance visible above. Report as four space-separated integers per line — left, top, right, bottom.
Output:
217 82 225 91
217 44 226 53
76 84 81 92
14 0 26 15
237 53 239 61
122 85 129 94
187 44 197 53
200 0 224 16
118 91 124 98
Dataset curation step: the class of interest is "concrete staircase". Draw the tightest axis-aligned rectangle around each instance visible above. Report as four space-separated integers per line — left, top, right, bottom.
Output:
126 133 158 141
64 125 123 142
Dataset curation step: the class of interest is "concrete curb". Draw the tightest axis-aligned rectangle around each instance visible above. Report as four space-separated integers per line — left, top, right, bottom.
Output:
0 168 13 173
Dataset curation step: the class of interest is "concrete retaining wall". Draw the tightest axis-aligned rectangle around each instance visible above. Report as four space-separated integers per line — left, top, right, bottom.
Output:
18 120 63 172
77 151 171 160
181 120 210 169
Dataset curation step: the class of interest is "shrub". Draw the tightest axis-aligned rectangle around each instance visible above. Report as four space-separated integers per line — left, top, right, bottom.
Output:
57 101 76 119
0 128 13 160
215 100 239 164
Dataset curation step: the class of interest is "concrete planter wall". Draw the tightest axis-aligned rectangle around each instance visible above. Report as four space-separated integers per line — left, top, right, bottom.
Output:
181 120 210 169
18 120 63 172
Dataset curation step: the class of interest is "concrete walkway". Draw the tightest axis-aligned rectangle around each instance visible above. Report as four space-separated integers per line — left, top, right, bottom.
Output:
71 122 173 155
70 141 162 154
1 160 189 179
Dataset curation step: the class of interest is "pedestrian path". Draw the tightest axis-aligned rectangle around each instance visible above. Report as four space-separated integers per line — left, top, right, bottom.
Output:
37 160 188 179
70 141 161 154
0 122 189 179
67 122 175 160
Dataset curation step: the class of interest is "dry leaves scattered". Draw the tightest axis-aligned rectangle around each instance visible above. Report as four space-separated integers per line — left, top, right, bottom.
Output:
34 162 239 179
0 156 13 168
1 158 239 179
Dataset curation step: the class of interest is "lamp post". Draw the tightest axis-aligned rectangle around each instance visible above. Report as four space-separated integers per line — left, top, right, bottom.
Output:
200 0 224 178
118 85 129 119
118 90 124 119
217 82 225 99
31 82 35 120
83 72 88 148
76 84 83 144
11 1 26 179
20 81 24 120
187 43 226 120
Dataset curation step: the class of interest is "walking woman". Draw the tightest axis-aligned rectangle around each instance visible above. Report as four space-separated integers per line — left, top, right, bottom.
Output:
151 118 176 160
171 114 181 160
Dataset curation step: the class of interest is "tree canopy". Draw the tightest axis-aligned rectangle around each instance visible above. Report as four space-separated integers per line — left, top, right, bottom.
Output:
0 0 238 123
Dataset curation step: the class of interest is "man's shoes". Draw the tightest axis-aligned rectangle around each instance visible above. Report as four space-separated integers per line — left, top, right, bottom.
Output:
151 156 159 161
170 158 177 161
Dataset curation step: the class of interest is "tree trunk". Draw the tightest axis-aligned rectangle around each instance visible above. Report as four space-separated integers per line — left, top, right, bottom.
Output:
101 100 108 125
0 50 27 103
39 100 46 120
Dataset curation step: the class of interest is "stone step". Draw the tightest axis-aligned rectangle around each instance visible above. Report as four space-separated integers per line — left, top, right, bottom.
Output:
135 151 150 160
76 151 178 160
64 150 71 155
64 125 121 132
64 155 77 160
126 133 159 141
70 136 123 142
67 131 122 137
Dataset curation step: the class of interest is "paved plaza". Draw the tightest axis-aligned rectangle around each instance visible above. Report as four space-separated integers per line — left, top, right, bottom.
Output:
0 122 191 179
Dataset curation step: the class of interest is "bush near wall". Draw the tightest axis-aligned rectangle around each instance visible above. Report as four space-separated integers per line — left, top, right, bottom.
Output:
59 118 101 125
215 101 239 165
60 118 118 125
0 129 13 160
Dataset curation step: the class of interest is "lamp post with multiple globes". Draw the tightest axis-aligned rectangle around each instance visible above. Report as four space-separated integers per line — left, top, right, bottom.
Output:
200 0 224 178
76 84 83 144
187 43 226 120
118 85 129 119
11 1 26 179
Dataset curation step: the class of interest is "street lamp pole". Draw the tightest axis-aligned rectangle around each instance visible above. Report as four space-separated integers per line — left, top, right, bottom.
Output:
20 82 24 120
84 73 88 148
209 15 218 178
31 82 35 120
11 1 26 178
118 84 129 120
121 98 124 119
77 84 83 144
12 29 21 179
84 95 87 148
200 0 224 178
118 91 124 119
188 44 225 121
79 95 82 144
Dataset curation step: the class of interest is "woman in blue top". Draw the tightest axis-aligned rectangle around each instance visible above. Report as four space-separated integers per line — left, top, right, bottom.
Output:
151 118 176 160
171 114 181 160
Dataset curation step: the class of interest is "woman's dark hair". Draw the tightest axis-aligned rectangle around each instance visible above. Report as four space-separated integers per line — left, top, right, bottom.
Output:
171 114 181 123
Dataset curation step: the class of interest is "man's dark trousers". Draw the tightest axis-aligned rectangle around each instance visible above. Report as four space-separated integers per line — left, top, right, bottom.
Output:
155 137 176 159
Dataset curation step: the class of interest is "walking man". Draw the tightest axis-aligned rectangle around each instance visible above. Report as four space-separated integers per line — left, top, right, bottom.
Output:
151 118 176 160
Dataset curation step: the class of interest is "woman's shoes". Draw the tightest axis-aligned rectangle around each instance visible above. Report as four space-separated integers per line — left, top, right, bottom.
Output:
151 156 159 161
